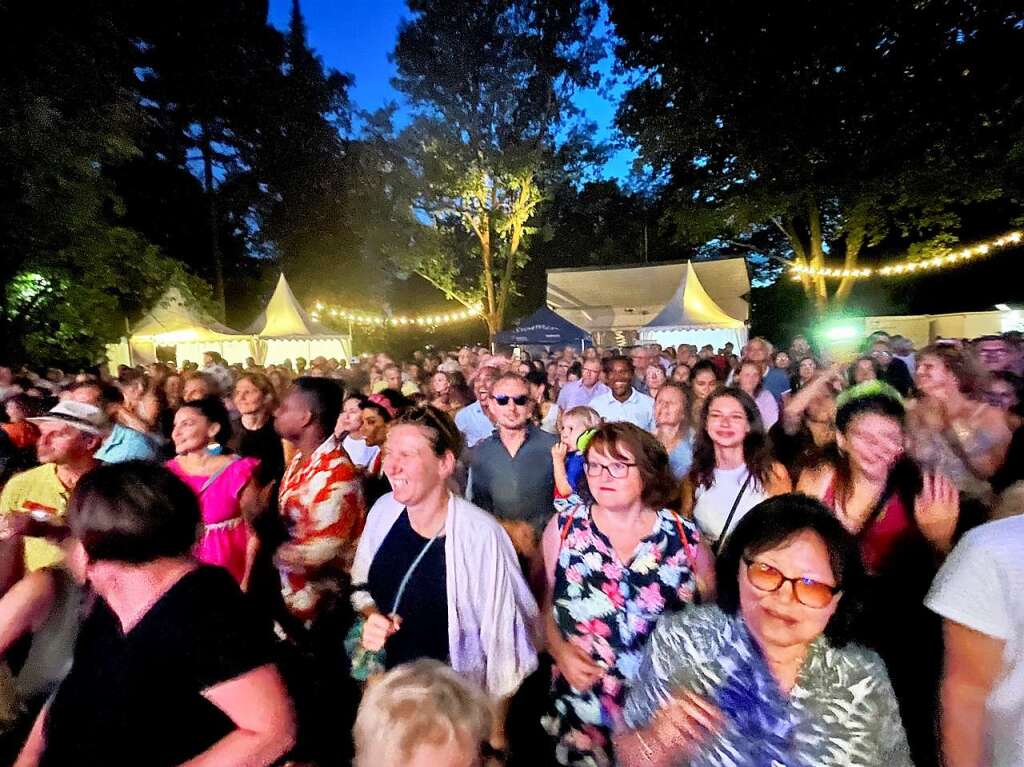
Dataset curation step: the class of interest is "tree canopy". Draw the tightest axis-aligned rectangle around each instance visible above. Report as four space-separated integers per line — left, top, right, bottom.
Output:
610 0 1024 312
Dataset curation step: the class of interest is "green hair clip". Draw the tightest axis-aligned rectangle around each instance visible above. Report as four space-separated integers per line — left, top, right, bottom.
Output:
576 428 598 453
835 379 903 411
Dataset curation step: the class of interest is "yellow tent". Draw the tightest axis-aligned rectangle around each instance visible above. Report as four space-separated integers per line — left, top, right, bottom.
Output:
247 274 351 365
106 287 253 368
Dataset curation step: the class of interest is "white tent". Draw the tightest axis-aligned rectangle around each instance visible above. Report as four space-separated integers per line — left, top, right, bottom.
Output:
105 287 253 368
247 274 351 365
546 258 749 348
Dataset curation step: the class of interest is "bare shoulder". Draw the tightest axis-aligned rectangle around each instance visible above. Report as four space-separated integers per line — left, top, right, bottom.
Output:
795 462 834 498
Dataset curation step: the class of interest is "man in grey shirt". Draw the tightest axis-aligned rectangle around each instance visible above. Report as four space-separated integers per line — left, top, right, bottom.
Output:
469 372 557 558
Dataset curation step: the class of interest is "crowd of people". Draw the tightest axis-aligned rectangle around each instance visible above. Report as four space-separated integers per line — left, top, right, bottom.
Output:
0 326 1021 766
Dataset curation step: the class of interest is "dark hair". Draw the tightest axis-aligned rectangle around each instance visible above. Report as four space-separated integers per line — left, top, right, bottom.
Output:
578 422 679 510
568 361 582 379
689 387 774 491
604 355 634 375
715 493 865 646
690 359 719 383
293 376 343 436
848 355 882 387
65 380 123 407
68 461 201 564
177 396 234 448
524 370 549 398
394 405 465 458
835 387 905 433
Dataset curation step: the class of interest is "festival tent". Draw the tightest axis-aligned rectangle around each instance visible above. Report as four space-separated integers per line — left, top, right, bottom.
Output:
546 258 749 349
105 286 253 368
493 306 592 350
247 274 351 365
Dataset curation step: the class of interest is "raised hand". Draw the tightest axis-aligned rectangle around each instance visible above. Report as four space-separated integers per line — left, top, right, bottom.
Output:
914 473 960 553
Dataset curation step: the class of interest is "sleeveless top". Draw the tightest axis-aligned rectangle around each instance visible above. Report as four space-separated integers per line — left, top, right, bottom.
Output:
822 477 913 575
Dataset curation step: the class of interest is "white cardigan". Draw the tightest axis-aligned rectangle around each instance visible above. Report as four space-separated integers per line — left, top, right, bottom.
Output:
351 492 539 699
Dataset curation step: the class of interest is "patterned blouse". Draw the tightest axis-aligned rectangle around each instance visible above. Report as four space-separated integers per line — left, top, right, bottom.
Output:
278 434 365 623
624 605 913 767
543 496 702 767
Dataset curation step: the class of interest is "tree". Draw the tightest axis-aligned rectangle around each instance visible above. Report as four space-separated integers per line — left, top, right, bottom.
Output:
611 0 1024 312
0 0 211 366
132 1 286 314
386 0 604 339
253 1 357 294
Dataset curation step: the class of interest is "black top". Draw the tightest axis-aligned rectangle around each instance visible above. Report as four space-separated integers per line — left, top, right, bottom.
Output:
229 419 285 486
366 510 448 669
40 567 274 767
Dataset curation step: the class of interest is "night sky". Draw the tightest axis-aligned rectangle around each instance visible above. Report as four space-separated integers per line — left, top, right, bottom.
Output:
266 0 636 180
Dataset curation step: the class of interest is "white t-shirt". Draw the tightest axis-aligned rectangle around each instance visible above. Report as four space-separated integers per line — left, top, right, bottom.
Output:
342 434 380 469
925 515 1024 767
693 465 769 546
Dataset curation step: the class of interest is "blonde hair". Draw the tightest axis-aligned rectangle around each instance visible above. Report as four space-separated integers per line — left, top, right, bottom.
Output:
353 660 492 767
561 405 601 430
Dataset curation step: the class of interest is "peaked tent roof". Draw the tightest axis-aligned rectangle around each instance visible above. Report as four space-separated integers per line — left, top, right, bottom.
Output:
644 261 743 329
546 257 749 332
493 306 592 346
247 274 341 338
131 286 245 341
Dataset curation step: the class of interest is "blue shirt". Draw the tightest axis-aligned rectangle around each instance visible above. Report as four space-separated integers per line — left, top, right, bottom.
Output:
668 436 695 481
454 401 495 448
762 367 790 403
589 388 655 431
96 424 159 464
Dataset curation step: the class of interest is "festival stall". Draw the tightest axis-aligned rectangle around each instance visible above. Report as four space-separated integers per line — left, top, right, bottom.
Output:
546 258 749 349
247 274 352 365
105 287 253 368
493 306 592 352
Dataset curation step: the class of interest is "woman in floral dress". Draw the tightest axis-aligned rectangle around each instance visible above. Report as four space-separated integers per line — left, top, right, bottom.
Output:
540 422 712 767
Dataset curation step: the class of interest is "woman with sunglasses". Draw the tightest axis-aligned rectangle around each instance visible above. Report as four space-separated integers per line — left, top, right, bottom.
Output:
539 422 712 767
798 381 960 766
616 494 912 767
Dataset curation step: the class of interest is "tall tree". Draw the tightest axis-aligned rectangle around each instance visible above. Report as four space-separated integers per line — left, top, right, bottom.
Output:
386 0 604 338
254 0 356 295
0 0 210 366
132 1 286 314
611 0 1024 312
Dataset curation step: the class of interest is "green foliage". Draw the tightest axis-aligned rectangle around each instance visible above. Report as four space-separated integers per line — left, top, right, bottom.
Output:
383 0 605 336
610 0 1024 310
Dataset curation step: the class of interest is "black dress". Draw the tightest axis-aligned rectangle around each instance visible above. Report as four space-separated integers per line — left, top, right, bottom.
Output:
366 510 448 669
39 567 274 767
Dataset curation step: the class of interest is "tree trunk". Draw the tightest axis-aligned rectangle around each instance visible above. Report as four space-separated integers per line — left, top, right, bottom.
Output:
807 200 828 315
200 121 225 319
834 200 869 305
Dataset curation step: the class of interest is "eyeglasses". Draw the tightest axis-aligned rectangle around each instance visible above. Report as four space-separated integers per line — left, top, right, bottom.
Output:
585 460 636 479
743 558 839 608
492 394 530 407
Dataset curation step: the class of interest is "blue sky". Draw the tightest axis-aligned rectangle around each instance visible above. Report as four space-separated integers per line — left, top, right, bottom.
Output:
266 0 636 180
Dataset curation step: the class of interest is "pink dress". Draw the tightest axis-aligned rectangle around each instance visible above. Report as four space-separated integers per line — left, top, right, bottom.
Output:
166 456 261 584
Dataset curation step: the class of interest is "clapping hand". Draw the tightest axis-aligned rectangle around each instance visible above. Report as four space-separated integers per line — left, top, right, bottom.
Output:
914 473 959 553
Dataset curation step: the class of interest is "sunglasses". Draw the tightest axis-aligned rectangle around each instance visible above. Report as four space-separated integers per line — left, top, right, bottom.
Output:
492 394 530 407
743 558 839 608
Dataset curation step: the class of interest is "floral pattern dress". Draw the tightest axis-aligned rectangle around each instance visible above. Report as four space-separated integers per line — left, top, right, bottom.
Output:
542 496 702 767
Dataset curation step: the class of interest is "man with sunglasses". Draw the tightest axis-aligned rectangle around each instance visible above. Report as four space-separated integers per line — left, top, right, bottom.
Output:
468 373 557 556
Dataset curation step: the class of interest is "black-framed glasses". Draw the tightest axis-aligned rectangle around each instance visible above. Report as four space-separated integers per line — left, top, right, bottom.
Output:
493 394 530 407
585 460 636 479
743 558 839 609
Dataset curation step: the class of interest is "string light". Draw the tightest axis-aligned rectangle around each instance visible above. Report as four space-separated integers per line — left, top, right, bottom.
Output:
309 302 484 328
789 230 1021 281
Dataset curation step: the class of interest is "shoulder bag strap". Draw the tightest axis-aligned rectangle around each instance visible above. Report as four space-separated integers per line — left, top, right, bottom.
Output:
711 472 754 555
